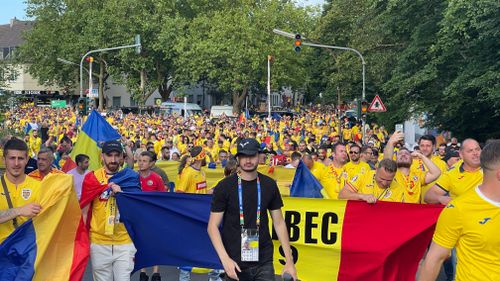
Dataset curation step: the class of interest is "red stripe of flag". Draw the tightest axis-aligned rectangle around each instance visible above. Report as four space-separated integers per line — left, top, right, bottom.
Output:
338 201 443 281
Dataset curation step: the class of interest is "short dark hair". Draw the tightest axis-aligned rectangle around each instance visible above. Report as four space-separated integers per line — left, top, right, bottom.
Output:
480 139 500 171
75 154 89 165
360 145 372 154
378 159 397 173
140 151 156 162
60 136 72 145
290 151 302 161
332 142 344 152
419 135 436 146
350 144 361 152
3 137 28 157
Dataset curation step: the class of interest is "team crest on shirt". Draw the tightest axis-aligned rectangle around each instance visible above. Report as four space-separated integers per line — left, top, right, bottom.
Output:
412 176 418 181
99 189 111 201
147 180 154 186
384 190 392 198
21 189 32 200
351 175 359 182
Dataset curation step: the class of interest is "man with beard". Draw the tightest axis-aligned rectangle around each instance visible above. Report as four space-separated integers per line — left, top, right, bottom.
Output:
317 146 332 166
339 159 404 203
384 132 441 203
425 139 483 205
344 144 371 181
81 140 138 281
411 135 448 203
208 138 298 281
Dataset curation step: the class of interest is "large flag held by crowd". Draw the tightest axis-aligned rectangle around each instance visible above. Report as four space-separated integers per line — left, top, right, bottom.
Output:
117 192 443 281
0 174 89 281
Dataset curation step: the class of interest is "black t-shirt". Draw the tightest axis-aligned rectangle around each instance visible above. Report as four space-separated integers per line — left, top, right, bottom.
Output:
211 172 283 269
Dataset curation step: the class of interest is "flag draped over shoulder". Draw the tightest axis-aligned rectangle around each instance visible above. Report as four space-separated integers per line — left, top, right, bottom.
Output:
290 161 328 198
0 174 89 281
116 193 443 280
80 168 141 209
69 110 121 172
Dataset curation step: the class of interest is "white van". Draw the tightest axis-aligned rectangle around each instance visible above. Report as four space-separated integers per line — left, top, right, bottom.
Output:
210 105 235 117
159 102 203 117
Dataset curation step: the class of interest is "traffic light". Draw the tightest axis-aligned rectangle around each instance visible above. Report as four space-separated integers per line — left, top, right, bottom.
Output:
77 97 87 116
361 100 368 113
85 56 94 63
294 33 302 53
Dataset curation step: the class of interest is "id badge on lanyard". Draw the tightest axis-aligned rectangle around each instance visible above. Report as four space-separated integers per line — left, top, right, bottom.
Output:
241 228 259 262
238 176 261 262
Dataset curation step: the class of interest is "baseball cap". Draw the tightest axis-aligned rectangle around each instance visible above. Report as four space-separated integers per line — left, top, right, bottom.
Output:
444 150 460 162
236 138 261 157
102 140 123 154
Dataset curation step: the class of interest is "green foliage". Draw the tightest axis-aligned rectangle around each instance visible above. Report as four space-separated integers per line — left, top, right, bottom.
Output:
314 0 499 141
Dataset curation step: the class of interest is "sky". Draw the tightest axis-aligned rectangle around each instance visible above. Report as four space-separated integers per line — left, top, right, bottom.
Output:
0 0 325 24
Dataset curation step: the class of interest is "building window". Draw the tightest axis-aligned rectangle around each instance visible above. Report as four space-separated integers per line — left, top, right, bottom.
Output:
112 96 121 108
130 97 136 107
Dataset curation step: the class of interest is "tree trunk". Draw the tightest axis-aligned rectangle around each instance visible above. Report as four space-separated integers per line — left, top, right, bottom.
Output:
232 85 248 114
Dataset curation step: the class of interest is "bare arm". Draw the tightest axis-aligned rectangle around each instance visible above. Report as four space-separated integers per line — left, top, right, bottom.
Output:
412 152 441 184
418 242 450 281
0 203 41 224
207 211 241 280
424 185 450 205
339 184 377 203
270 208 298 280
383 131 404 160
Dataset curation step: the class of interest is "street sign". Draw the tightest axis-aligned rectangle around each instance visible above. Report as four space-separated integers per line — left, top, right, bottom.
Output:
51 100 66 108
88 88 98 98
368 95 387 112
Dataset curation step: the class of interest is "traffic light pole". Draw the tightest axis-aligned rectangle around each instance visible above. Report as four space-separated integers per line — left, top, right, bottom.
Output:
272 29 367 141
79 36 141 99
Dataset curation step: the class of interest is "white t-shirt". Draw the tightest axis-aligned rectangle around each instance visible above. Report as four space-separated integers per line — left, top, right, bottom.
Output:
66 168 90 200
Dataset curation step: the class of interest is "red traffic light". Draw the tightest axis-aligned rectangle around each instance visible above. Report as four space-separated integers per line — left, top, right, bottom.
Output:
85 56 94 63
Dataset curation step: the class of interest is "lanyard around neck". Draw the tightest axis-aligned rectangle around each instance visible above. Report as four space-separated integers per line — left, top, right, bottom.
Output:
238 175 261 228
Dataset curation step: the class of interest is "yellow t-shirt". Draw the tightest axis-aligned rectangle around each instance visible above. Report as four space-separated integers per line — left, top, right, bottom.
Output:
89 168 132 245
348 170 405 202
433 187 500 281
0 175 42 243
344 161 371 181
310 161 340 199
435 163 483 199
176 166 208 194
393 169 426 203
28 136 42 157
412 156 448 203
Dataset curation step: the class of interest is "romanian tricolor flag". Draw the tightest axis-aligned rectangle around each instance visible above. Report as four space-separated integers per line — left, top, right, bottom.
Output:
116 193 443 280
67 110 121 172
290 160 329 198
0 174 89 281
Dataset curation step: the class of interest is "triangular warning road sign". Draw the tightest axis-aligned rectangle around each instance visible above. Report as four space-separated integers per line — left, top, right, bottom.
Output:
368 95 387 112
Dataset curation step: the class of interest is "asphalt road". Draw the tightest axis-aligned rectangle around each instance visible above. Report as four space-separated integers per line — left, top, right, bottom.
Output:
82 263 449 281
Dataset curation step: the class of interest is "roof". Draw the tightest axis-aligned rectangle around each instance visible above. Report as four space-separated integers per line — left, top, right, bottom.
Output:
0 18 34 48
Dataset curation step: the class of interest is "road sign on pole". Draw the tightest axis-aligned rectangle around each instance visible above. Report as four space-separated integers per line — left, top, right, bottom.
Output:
368 95 387 112
88 89 98 98
51 100 67 108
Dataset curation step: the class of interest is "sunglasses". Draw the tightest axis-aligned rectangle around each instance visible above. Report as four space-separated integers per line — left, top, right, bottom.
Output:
349 151 360 155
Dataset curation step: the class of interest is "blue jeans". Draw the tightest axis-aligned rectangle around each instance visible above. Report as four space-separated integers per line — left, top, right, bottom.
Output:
225 262 275 281
179 269 223 281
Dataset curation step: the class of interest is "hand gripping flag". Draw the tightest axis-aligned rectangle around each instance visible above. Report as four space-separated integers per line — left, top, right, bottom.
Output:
0 174 89 281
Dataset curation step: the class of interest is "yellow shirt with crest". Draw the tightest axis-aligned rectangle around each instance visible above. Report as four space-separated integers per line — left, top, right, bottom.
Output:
347 170 405 202
0 175 42 243
435 163 483 199
89 168 132 245
433 187 500 281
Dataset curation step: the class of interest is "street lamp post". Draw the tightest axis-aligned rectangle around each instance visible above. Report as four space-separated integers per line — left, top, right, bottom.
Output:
273 29 367 140
79 36 141 99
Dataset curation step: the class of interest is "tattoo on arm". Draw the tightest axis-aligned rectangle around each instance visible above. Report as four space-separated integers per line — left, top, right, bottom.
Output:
0 208 18 224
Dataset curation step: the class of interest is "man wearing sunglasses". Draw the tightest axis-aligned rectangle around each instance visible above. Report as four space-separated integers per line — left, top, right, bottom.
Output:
345 144 371 181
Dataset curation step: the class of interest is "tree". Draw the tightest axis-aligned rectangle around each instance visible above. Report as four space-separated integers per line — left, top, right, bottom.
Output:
174 0 316 113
